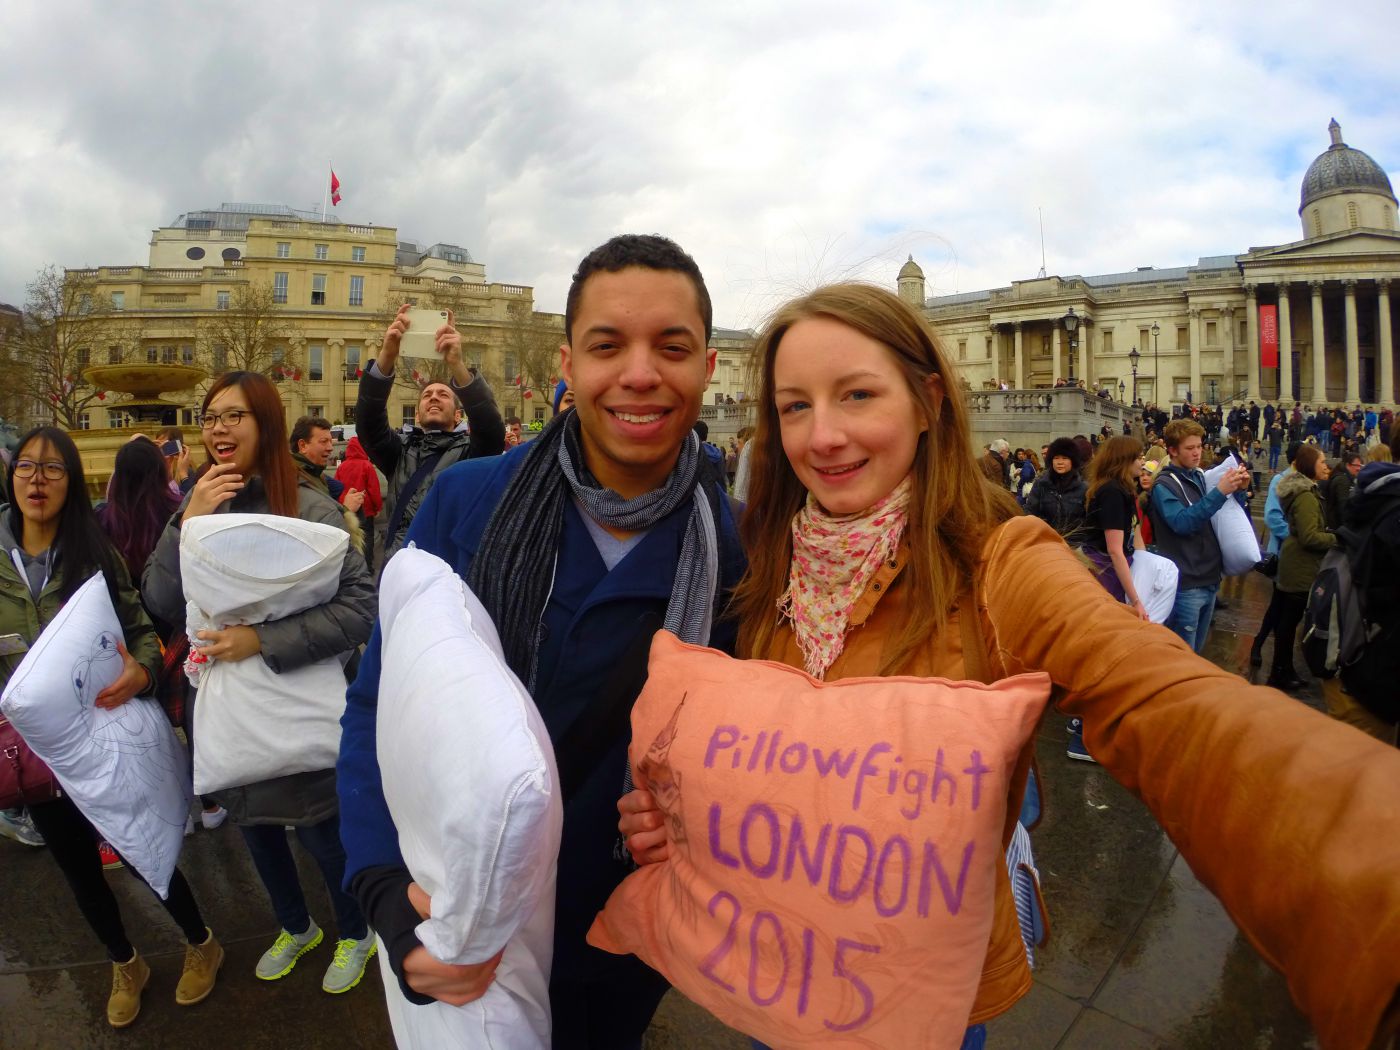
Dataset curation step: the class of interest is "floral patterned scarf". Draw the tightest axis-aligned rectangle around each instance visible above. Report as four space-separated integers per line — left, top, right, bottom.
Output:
778 476 913 679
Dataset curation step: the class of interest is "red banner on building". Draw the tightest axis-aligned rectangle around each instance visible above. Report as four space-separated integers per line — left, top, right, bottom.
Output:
1259 304 1279 368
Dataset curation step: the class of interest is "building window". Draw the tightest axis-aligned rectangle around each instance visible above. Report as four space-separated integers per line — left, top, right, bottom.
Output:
108 412 127 428
957 339 967 361
312 274 326 305
1347 201 1359 229
186 246 206 261
533 405 547 423
1205 321 1217 345
146 347 158 363
314 243 329 260
181 344 194 366
1102 329 1113 355
345 344 361 379
78 412 91 431
181 409 197 426
349 275 364 307
77 347 91 368
273 272 288 304
1177 325 1189 350
212 343 228 371
107 345 122 364
110 291 124 311
161 345 177 364
271 346 286 380
352 246 366 262
307 405 324 419
402 405 416 428
309 344 324 382
216 290 230 311
78 294 93 315
503 352 519 384
276 242 291 258
221 248 241 263
1175 380 1191 401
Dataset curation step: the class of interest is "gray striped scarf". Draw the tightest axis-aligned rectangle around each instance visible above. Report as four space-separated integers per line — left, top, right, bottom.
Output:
469 410 720 693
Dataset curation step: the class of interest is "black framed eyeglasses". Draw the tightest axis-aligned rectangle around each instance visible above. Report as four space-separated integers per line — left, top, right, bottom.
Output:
14 460 67 481
200 410 248 429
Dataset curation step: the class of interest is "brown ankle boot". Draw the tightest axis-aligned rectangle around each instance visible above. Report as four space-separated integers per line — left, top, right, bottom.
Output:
108 953 150 1028
176 928 224 1006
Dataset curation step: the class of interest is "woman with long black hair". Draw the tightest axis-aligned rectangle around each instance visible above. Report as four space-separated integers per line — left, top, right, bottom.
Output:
1 427 220 1028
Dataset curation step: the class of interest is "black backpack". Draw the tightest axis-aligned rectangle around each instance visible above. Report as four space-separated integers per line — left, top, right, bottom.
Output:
1300 465 1400 723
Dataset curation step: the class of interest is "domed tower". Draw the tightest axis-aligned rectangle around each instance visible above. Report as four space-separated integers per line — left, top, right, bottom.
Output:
897 255 926 306
1299 119 1398 239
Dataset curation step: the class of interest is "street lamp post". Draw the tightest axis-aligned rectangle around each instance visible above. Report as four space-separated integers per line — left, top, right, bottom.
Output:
1129 346 1140 405
1119 380 1126 402
1063 307 1079 385
1151 322 1160 404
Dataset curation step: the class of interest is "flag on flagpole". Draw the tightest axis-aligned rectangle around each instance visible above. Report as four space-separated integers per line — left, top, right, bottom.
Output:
330 170 342 207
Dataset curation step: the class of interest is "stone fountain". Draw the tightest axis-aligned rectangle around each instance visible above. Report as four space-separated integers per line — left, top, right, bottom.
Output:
73 363 207 496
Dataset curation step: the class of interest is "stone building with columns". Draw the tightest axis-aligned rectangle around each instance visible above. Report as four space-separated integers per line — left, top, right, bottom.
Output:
899 121 1398 409
66 203 559 432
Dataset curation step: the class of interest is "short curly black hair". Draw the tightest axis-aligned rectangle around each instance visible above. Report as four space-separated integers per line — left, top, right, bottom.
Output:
564 234 712 344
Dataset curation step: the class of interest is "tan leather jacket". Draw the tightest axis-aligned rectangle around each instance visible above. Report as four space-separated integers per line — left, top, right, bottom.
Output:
757 515 1400 1048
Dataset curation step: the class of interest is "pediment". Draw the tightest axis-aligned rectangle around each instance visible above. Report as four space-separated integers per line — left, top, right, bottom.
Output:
1242 229 1400 265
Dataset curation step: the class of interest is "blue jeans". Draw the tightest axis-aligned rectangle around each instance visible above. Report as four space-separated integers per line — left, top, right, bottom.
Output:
1169 584 1218 654
754 1026 985 1050
1269 445 1281 470
240 815 367 940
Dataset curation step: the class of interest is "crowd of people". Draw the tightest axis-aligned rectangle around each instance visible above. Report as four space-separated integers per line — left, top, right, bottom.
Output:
1 233 1398 1049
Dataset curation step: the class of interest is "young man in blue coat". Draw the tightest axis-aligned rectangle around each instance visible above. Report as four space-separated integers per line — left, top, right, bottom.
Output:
337 235 746 1048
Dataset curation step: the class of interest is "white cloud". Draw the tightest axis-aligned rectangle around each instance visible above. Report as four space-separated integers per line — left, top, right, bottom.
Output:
1 0 1396 330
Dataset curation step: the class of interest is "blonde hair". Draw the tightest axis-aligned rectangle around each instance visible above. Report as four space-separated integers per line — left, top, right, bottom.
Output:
732 283 1018 674
1366 443 1392 463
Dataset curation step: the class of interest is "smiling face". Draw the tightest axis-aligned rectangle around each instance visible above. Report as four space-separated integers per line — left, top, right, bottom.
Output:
13 437 69 534
416 383 458 430
202 384 260 476
772 316 937 516
560 267 716 498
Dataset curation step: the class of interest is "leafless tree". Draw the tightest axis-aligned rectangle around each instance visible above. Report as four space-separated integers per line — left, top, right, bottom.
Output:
12 266 139 429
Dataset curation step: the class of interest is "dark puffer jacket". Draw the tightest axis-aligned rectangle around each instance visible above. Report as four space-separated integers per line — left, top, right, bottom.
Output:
1025 469 1089 540
142 475 375 825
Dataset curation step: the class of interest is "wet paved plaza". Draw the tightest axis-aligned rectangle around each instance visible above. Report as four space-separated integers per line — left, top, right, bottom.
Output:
0 568 1331 1048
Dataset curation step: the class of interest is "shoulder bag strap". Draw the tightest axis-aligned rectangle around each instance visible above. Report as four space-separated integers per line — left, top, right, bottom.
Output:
383 448 448 545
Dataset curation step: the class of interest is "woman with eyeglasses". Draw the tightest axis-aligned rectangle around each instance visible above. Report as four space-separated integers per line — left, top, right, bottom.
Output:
142 372 379 997
0 427 221 1028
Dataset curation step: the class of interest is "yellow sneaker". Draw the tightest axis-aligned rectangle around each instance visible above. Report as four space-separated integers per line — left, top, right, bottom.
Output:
108 953 150 1028
176 928 223 1006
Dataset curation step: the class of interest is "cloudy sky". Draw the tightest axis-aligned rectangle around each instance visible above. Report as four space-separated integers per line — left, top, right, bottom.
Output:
2 1 1397 329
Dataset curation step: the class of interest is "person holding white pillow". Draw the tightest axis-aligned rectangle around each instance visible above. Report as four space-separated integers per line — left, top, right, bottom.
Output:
1 427 221 1028
143 371 378 996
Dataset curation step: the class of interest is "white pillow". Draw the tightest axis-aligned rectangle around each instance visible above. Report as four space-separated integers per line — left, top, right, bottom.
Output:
1129 548 1179 624
376 548 562 1050
1203 455 1262 575
180 514 350 793
0 573 191 898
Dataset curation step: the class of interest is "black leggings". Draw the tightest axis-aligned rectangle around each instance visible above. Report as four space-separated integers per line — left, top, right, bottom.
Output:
27 794 206 961
1270 590 1309 681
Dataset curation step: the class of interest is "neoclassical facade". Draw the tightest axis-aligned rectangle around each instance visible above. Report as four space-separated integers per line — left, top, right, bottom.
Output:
901 121 1398 408
64 203 755 431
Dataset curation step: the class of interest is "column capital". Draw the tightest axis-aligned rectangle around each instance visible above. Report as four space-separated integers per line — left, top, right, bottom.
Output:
1380 277 1392 291
1343 279 1358 291
1276 279 1289 292
1189 308 1201 318
1309 279 1324 294
1244 283 1257 300
1013 321 1023 331
326 337 346 347
1221 306 1235 318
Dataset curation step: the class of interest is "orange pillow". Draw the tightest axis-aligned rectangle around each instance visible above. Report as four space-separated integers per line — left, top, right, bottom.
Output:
588 633 1051 1049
